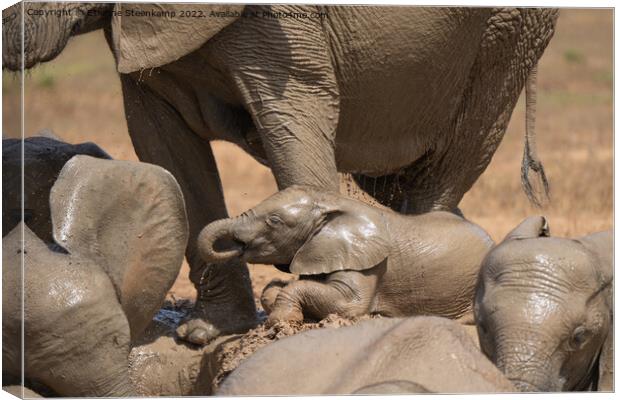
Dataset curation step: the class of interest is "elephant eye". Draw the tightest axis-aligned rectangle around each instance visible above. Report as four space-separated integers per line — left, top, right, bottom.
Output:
569 326 591 350
266 214 284 227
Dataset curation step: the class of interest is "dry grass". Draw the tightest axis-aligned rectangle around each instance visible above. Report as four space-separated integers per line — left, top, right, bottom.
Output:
3 9 612 301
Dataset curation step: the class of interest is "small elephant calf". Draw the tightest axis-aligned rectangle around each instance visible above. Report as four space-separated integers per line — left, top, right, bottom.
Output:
218 316 514 395
474 216 612 392
198 186 494 325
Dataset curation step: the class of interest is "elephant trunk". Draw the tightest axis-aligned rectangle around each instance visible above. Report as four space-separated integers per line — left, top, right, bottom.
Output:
496 355 556 392
3 8 72 71
198 218 244 264
494 334 562 392
2 3 112 71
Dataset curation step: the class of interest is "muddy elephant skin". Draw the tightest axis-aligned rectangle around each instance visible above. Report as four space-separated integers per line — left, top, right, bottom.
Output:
3 3 558 344
2 153 188 396
474 216 613 392
199 186 494 324
217 316 515 394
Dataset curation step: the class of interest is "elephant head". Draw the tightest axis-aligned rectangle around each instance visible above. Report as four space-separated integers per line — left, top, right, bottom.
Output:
474 216 612 392
198 185 390 275
3 2 243 73
3 154 189 396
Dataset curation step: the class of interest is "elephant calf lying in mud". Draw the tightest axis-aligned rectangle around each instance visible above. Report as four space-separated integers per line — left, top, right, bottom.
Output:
218 316 515 394
3 154 189 397
475 216 613 392
198 185 494 325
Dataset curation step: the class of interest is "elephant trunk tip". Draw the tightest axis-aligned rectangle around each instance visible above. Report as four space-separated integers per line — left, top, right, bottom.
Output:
197 219 244 264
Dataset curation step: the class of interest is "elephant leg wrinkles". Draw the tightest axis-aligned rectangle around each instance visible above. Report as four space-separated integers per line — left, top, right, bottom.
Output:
267 270 378 325
211 5 341 191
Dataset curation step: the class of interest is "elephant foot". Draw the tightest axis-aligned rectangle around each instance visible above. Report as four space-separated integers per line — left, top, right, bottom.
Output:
177 260 259 346
176 313 221 345
176 304 258 345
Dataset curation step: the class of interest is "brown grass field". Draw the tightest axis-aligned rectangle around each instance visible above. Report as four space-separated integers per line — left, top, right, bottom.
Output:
3 9 613 302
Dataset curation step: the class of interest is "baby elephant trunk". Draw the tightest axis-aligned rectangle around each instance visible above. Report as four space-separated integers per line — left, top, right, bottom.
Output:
495 345 561 392
198 218 244 264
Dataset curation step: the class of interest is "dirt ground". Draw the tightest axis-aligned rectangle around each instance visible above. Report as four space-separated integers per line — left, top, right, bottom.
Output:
3 9 613 305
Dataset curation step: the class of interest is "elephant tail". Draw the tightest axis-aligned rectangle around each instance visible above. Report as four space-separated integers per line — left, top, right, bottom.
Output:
521 64 550 207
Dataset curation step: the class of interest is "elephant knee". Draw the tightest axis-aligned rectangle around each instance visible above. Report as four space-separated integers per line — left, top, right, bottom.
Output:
261 279 289 313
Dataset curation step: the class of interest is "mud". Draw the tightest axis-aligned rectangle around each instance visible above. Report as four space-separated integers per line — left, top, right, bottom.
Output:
128 300 210 396
127 299 379 395
212 313 380 389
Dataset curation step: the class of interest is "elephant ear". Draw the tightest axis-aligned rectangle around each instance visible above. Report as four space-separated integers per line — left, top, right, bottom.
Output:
111 3 244 73
289 199 390 275
50 155 189 339
504 215 550 241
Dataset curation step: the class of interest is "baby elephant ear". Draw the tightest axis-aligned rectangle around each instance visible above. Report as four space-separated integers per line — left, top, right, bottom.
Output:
50 155 189 339
290 207 390 275
504 215 550 241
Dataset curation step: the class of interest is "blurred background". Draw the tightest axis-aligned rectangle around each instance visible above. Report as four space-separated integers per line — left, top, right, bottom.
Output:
3 9 613 303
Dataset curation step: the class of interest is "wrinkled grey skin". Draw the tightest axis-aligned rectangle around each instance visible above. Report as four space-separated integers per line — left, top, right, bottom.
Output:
474 216 613 392
218 316 515 394
2 155 188 397
3 3 558 344
2 136 111 242
199 186 494 325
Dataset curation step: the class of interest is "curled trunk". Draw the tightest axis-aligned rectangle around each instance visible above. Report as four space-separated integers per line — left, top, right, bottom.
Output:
198 218 243 264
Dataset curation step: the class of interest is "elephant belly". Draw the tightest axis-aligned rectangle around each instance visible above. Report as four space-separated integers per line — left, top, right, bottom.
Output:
328 7 489 175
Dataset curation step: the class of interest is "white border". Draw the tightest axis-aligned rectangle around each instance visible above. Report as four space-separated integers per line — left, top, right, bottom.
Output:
0 1 616 400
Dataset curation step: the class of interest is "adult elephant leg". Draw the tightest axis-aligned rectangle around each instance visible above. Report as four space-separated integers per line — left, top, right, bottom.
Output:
218 5 340 191
119 75 257 344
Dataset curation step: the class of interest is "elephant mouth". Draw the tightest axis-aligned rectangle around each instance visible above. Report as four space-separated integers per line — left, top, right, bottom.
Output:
211 236 247 260
225 237 247 251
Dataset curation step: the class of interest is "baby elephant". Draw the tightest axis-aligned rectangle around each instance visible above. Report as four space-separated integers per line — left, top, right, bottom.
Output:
218 316 515 394
3 155 188 397
474 216 612 392
199 185 493 325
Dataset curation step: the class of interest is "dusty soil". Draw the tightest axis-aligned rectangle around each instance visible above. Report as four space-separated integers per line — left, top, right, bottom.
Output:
3 10 613 319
